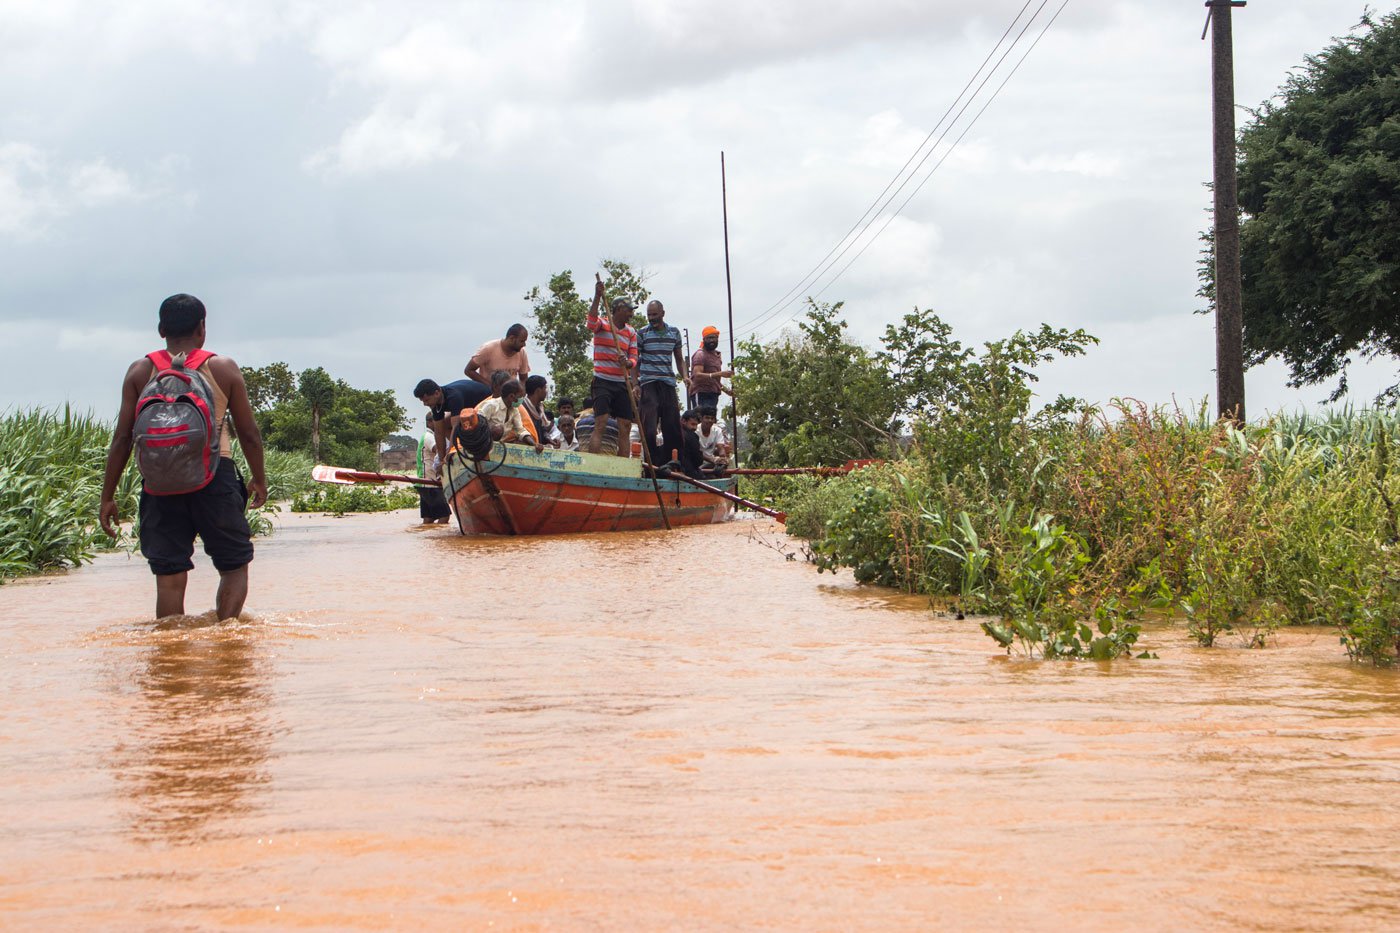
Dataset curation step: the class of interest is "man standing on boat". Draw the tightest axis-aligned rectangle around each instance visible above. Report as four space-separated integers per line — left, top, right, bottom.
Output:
99 293 268 621
636 299 689 466
690 326 732 412
586 274 639 457
464 323 531 386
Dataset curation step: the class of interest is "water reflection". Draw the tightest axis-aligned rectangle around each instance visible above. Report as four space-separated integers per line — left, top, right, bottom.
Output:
111 617 274 845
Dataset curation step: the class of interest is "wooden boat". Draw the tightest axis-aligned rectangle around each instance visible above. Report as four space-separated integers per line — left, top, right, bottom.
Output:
442 443 735 535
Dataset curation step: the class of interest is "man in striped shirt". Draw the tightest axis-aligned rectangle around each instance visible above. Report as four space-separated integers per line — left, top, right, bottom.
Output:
637 299 689 465
586 274 640 457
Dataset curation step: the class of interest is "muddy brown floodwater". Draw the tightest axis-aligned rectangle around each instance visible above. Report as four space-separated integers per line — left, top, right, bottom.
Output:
3 510 1400 930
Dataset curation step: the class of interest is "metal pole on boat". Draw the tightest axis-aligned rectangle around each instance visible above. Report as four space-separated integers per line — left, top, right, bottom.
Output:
682 327 693 409
720 151 739 470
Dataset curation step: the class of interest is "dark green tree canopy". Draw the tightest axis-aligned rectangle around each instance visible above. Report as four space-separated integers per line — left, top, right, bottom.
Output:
735 301 900 467
243 361 297 411
1235 10 1400 401
242 363 407 470
735 301 1095 470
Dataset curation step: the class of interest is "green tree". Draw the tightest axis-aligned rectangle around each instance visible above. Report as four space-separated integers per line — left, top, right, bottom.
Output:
524 272 591 403
242 362 297 412
261 377 407 471
881 309 1096 493
734 300 900 467
736 302 1095 474
524 259 650 403
1225 11 1400 402
298 367 336 462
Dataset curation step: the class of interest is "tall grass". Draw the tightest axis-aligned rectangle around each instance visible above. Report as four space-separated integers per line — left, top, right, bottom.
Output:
2 408 319 582
777 405 1400 663
0 407 140 579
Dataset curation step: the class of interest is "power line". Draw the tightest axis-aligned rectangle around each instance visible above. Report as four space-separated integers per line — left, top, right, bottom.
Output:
754 0 1072 343
736 0 1046 336
733 0 1041 334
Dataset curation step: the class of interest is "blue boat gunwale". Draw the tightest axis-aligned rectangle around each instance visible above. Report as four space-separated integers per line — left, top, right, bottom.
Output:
443 449 735 496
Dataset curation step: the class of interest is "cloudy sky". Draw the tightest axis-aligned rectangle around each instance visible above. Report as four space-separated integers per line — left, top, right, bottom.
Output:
2 0 1391 420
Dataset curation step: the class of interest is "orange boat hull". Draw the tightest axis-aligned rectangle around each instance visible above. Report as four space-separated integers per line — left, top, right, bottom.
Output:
442 445 734 535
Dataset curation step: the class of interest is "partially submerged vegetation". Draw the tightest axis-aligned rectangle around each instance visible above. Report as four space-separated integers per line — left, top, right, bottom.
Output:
737 303 1399 665
1 408 321 582
769 404 1400 665
291 485 418 515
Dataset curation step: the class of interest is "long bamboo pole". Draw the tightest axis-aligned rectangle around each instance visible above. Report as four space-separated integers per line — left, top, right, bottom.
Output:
667 471 785 523
721 151 739 470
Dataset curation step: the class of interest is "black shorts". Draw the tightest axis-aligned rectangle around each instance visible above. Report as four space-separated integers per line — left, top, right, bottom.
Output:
591 377 634 418
139 458 254 576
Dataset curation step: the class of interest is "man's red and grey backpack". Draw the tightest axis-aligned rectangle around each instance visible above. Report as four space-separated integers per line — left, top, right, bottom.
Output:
132 349 221 495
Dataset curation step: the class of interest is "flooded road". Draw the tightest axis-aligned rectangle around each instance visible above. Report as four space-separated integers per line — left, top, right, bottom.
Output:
3 510 1400 930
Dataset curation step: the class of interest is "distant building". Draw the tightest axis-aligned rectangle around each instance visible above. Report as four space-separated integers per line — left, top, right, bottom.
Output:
378 447 415 473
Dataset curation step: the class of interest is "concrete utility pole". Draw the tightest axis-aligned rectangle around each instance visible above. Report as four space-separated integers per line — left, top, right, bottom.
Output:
1205 0 1247 423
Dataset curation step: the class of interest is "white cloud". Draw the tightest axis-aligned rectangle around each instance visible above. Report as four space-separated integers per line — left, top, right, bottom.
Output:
0 142 54 236
0 0 1393 416
56 324 148 353
0 143 157 236
68 160 141 207
304 101 465 177
1013 150 1123 178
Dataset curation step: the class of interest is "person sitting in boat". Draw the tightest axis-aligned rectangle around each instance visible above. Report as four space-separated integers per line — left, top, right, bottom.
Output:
697 406 730 474
547 396 575 445
556 414 579 451
520 375 553 443
574 396 620 455
475 378 544 453
586 273 639 457
679 409 707 479
415 377 491 464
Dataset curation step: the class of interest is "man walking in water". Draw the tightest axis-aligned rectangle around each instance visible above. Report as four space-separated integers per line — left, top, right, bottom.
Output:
100 294 268 620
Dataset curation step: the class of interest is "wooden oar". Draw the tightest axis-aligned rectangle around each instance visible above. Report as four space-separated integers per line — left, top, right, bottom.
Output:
312 464 438 487
665 470 786 523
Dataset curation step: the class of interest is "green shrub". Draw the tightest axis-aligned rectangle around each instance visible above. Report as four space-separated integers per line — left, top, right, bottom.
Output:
781 402 1400 663
291 484 419 515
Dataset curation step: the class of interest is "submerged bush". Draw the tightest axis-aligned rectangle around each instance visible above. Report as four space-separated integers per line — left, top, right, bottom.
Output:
291 484 418 515
775 404 1400 662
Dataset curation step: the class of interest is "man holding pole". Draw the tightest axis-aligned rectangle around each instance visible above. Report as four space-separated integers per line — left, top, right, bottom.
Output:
586 274 639 457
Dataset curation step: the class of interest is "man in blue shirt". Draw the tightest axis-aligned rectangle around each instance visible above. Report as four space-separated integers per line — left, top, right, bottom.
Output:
636 299 690 465
414 377 491 463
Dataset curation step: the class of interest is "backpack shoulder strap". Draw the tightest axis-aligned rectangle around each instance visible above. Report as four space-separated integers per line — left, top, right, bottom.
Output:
183 348 216 370
146 350 173 371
